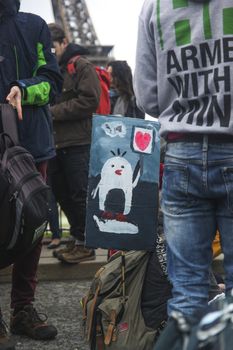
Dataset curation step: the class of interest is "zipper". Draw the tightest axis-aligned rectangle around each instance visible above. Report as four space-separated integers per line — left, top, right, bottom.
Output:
21 184 50 222
9 172 40 202
14 45 19 80
20 185 50 234
2 148 33 168
7 184 50 249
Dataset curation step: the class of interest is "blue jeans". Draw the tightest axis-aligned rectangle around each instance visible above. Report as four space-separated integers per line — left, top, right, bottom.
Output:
162 137 233 319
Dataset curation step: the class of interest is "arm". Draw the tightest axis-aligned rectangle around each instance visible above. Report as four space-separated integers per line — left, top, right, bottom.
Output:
13 20 63 107
50 61 101 121
134 6 159 118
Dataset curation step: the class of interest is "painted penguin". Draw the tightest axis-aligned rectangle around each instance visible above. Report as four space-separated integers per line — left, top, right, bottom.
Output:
92 150 141 216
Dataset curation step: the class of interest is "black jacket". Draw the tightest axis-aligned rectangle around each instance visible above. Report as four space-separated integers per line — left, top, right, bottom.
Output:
0 0 63 161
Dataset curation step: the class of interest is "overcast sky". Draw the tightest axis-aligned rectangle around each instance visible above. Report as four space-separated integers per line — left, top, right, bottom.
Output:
20 0 144 71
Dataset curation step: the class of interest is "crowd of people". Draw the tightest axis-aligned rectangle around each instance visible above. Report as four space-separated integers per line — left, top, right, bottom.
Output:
0 0 232 349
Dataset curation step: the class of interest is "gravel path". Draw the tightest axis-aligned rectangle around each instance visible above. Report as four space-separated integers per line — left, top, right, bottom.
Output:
0 281 91 350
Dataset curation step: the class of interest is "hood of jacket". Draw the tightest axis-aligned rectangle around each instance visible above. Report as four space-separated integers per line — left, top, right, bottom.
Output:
59 43 90 67
0 0 20 17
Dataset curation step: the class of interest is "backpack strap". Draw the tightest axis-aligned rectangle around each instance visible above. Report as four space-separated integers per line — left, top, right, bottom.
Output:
104 310 117 346
82 292 90 337
96 316 105 350
87 284 101 342
0 104 19 145
67 55 81 75
95 66 110 88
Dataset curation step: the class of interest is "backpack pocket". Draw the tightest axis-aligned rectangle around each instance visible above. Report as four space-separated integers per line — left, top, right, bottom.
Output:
19 185 50 249
97 297 126 348
7 181 50 251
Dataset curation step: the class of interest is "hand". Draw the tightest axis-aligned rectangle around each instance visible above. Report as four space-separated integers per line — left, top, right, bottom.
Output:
6 86 23 120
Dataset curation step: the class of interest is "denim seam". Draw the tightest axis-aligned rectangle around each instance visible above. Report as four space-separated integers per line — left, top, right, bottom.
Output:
222 168 233 215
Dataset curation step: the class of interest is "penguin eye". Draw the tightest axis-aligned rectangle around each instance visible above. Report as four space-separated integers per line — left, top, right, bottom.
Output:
121 165 125 169
111 164 115 168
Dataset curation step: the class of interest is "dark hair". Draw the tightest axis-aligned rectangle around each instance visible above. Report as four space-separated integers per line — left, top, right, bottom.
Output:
48 23 66 43
107 60 134 101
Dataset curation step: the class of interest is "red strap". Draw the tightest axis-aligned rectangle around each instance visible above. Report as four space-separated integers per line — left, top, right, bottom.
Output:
67 55 81 75
166 132 186 141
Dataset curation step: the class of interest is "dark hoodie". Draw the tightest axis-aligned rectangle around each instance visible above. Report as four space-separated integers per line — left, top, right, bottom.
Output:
50 43 101 149
0 0 20 17
59 43 89 67
0 0 63 161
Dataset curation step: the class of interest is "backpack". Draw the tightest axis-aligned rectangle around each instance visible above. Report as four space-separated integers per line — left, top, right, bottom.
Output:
67 55 111 115
82 250 162 350
0 104 50 268
153 295 230 350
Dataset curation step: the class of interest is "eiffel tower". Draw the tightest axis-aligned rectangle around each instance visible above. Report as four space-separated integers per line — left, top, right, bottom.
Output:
51 0 114 65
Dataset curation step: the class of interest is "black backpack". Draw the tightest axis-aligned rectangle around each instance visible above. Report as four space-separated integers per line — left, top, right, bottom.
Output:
0 104 50 268
153 295 232 350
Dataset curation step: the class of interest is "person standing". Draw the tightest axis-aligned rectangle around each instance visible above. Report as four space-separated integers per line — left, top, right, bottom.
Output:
107 60 144 118
134 0 233 346
48 24 101 264
0 1 63 349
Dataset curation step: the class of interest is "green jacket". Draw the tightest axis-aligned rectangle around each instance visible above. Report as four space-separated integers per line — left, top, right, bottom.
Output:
50 45 101 149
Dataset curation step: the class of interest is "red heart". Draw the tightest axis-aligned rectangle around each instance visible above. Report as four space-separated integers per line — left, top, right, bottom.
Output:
135 131 151 151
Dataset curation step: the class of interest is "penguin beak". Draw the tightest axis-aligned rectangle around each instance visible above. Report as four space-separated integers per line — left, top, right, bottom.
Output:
115 169 122 176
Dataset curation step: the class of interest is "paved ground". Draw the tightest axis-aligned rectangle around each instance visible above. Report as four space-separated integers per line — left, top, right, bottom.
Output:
0 281 91 350
0 245 108 283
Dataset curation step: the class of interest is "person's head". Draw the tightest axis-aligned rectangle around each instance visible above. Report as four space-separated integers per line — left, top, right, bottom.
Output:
106 60 134 100
48 23 69 59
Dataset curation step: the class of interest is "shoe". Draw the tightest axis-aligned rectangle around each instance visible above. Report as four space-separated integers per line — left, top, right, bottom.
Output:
47 239 61 250
10 305 57 340
53 240 75 258
0 312 15 350
59 245 96 264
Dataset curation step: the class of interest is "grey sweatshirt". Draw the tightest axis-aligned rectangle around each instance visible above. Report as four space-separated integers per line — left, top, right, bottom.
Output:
134 0 233 137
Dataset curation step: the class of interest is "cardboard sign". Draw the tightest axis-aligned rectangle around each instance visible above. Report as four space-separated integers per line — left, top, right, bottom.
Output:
85 115 160 251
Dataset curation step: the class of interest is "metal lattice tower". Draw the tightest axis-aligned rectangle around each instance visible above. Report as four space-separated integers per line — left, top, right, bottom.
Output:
51 0 114 65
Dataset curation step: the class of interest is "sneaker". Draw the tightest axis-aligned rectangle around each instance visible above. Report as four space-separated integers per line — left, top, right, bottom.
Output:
47 238 61 250
59 245 96 264
10 305 57 340
0 312 15 350
53 240 75 259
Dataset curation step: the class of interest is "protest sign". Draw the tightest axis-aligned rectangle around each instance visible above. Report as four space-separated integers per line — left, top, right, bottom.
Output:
85 115 160 251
